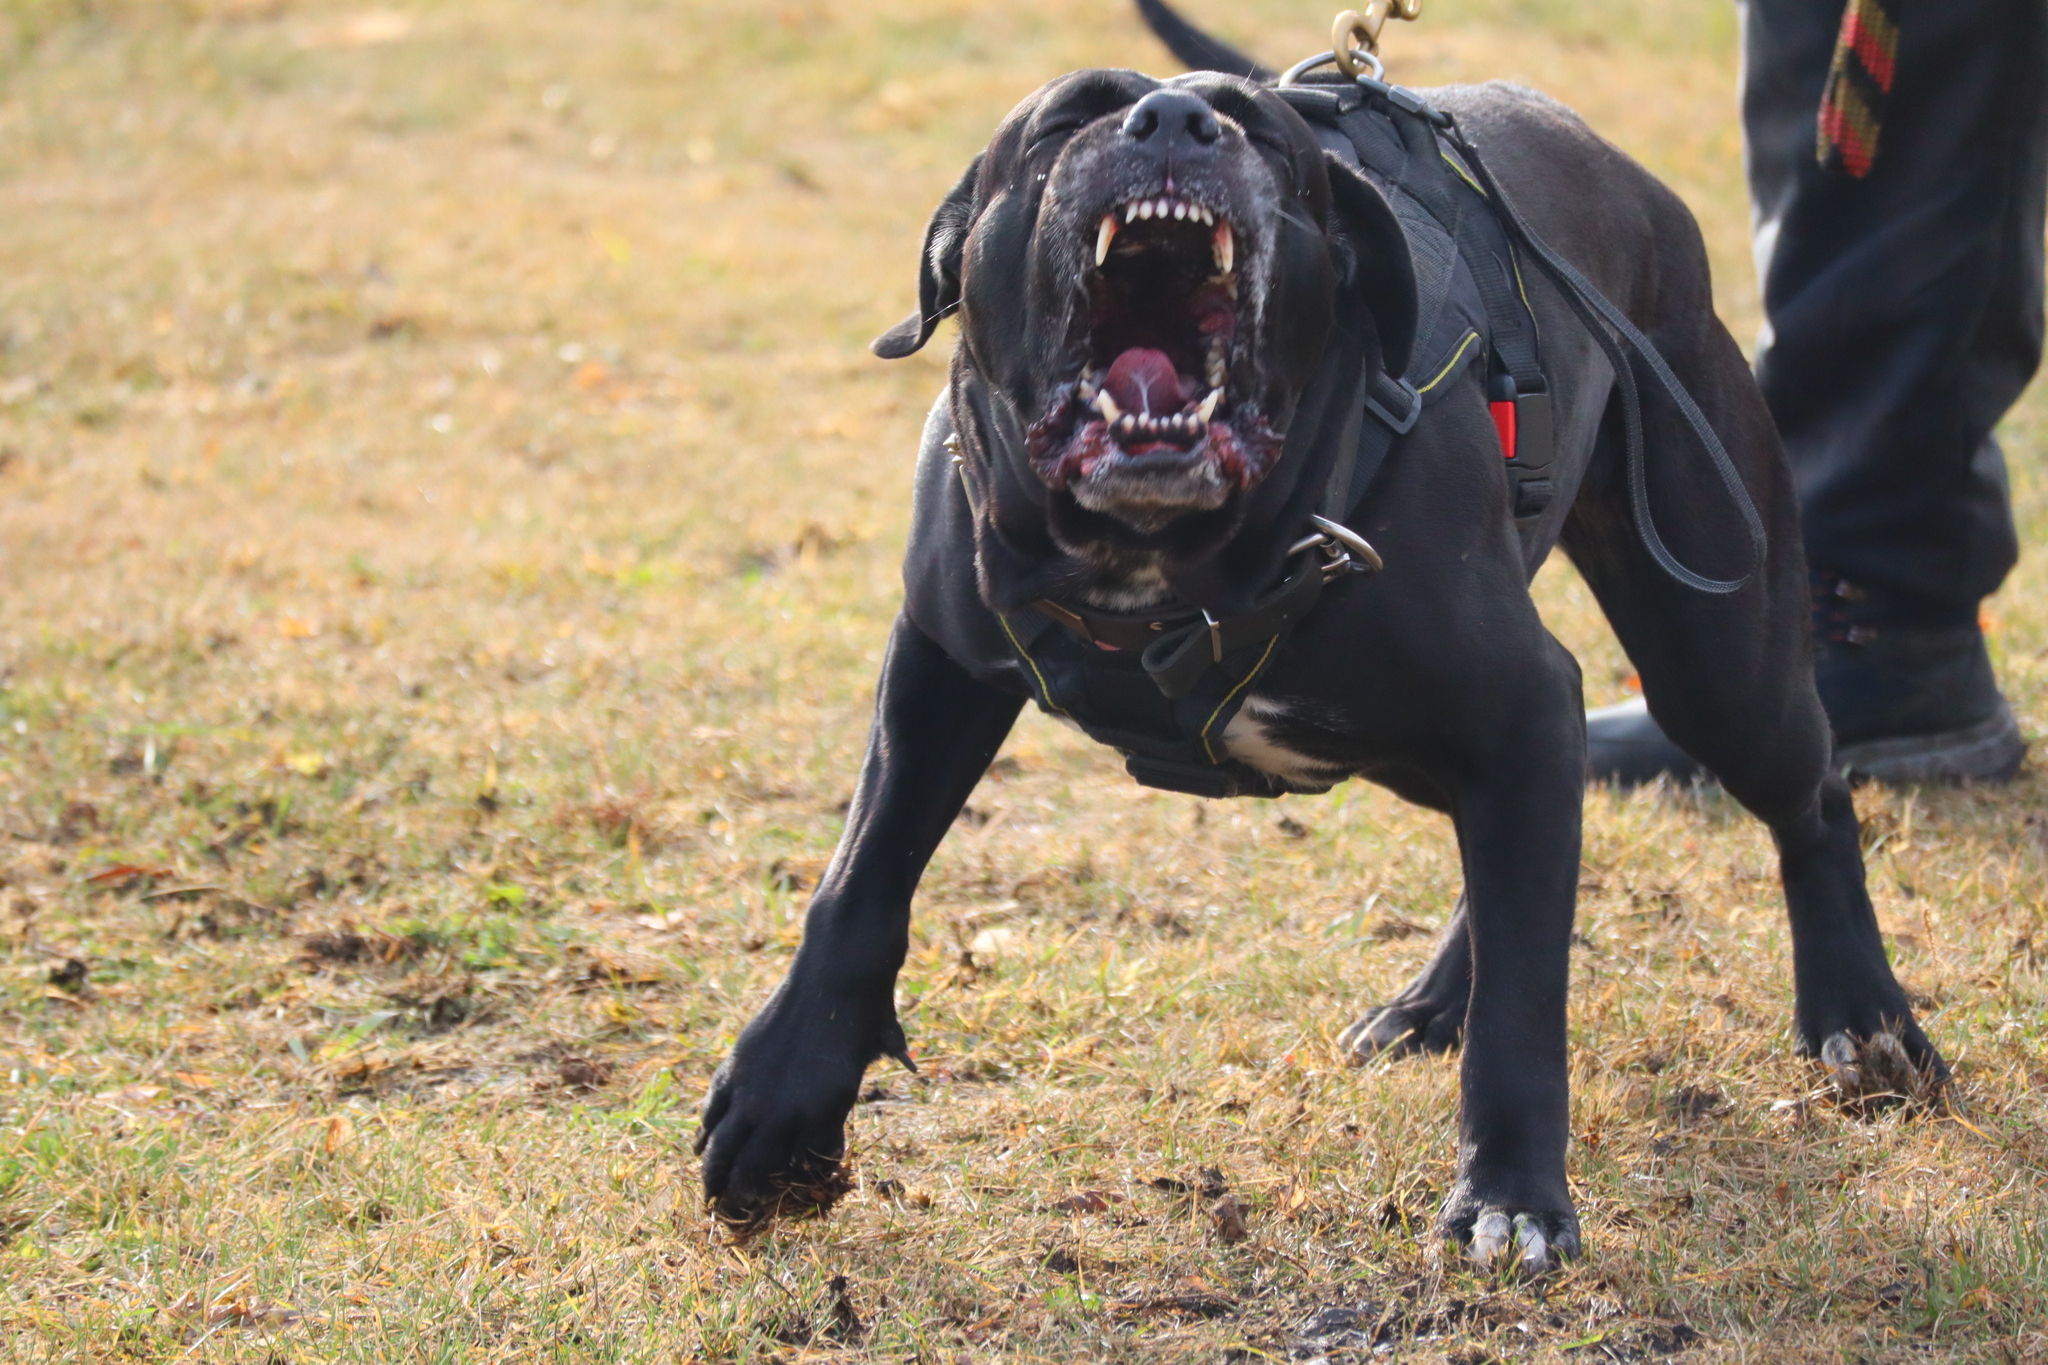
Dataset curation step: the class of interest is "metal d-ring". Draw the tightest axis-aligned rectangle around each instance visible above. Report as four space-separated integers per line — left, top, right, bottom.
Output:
1288 515 1384 579
1311 514 1384 572
1278 47 1386 87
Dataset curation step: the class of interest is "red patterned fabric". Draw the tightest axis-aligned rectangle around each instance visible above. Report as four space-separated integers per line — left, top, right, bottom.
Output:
1817 0 1899 178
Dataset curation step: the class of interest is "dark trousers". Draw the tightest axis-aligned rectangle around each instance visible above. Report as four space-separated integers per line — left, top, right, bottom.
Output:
1742 0 2048 626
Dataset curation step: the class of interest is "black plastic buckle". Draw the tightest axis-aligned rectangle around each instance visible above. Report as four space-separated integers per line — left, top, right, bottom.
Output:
1353 76 1454 128
1364 375 1423 435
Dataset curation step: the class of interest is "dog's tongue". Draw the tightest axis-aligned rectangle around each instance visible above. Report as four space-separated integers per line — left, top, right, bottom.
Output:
1104 348 1186 419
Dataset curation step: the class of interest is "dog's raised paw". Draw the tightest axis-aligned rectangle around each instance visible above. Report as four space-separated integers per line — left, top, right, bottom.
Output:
1337 999 1463 1063
1819 1028 1944 1113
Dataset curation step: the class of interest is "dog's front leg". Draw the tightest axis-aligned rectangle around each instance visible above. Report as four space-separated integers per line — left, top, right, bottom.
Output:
695 614 1022 1225
1435 643 1586 1271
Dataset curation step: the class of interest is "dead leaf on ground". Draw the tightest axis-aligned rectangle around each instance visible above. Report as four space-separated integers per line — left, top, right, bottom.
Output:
557 1056 615 1090
1210 1194 1249 1244
1047 1189 1122 1215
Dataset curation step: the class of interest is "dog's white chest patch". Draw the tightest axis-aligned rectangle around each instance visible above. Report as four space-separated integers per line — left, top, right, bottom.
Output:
1221 696 1349 785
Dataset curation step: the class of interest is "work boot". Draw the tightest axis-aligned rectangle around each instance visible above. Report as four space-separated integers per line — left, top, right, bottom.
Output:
1587 572 2028 787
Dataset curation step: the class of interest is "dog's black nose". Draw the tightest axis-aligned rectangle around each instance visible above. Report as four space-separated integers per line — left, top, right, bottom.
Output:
1121 89 1221 151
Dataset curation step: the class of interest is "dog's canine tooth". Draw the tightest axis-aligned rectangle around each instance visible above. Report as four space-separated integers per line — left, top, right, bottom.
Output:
1093 389 1122 423
1095 213 1118 266
1197 387 1223 422
1212 221 1234 275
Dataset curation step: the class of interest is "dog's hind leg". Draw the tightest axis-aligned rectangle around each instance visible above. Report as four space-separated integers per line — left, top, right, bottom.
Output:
695 614 1023 1227
1337 893 1472 1061
1560 292 1947 1105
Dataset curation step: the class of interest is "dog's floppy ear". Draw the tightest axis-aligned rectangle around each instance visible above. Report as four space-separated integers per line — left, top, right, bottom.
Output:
872 154 984 360
1324 155 1418 379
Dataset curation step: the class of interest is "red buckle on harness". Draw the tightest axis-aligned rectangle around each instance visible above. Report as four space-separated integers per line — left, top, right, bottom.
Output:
1490 399 1517 461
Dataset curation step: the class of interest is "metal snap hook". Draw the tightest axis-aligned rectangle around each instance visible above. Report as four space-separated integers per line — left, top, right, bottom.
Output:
1331 3 1422 79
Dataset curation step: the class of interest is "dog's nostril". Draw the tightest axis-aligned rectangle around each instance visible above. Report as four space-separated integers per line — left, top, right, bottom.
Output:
1122 90 1219 149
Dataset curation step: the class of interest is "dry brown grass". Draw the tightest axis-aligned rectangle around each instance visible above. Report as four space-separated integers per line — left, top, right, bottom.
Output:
1 1 2046 1360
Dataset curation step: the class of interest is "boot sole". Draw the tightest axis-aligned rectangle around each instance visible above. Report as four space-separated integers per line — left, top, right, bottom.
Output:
1834 702 2028 785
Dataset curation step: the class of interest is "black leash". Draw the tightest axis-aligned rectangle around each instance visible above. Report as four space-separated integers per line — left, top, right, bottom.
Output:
1437 117 1768 595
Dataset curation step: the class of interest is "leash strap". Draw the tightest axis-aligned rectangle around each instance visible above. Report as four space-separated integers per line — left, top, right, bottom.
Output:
1438 118 1767 594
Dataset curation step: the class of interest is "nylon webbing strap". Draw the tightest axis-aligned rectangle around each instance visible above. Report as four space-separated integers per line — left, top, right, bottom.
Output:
1318 354 1372 521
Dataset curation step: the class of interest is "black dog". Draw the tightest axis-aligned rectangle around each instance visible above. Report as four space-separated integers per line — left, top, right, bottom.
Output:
695 5 1944 1266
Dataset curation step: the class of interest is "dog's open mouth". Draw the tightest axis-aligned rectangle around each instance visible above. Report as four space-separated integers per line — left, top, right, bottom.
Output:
1027 192 1281 526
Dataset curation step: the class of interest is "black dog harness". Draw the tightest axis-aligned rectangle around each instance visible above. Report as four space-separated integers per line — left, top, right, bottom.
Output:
985 72 1767 800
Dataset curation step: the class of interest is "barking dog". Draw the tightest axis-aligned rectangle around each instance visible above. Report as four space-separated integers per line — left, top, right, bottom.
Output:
695 4 1944 1267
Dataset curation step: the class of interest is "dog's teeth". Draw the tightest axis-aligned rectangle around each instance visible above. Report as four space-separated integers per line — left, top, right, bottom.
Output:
1093 389 1122 423
1212 221 1234 275
1197 387 1223 422
1123 202 1138 223
1156 197 1172 218
1201 206 1215 225
1095 213 1117 266
1137 200 1154 220
1205 339 1227 389
1172 201 1187 220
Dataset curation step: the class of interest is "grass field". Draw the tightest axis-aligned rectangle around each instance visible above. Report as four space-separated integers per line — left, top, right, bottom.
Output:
3 1 2048 1360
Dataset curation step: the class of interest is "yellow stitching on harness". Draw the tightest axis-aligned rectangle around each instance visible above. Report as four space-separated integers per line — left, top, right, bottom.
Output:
1508 247 1539 335
1199 635 1281 763
997 612 1068 718
1416 329 1481 394
1440 150 1485 197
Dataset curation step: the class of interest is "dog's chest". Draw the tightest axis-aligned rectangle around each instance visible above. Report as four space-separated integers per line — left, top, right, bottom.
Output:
1221 695 1353 785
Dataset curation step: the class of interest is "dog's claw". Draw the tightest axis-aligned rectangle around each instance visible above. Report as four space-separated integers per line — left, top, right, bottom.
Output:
1465 1210 1511 1264
1444 1200 1578 1274
1461 1211 1556 1272
1819 1027 1942 1112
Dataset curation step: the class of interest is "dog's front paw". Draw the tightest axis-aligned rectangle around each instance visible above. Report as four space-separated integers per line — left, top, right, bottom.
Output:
694 990 907 1233
1817 1027 1947 1113
1336 995 1464 1063
1437 1192 1581 1275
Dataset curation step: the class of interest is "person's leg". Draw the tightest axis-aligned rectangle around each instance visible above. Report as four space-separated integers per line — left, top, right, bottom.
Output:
1591 0 2046 785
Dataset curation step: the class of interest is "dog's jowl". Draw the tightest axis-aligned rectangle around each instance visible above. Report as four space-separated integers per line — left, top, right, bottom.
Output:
695 4 1944 1267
